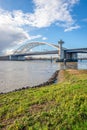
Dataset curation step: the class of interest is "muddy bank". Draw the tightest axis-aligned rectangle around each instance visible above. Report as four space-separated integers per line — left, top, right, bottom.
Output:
65 62 77 69
0 70 59 94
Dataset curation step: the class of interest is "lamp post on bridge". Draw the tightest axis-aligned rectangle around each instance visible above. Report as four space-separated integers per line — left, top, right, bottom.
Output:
58 40 64 60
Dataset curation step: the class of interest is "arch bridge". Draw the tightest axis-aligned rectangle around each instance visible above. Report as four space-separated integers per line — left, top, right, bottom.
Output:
6 40 87 61
9 41 64 60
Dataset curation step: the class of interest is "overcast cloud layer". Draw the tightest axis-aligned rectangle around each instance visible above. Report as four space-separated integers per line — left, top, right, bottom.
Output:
0 0 79 54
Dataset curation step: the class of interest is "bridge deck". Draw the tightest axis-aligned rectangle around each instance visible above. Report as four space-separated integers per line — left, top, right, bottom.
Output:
66 48 87 53
12 50 58 56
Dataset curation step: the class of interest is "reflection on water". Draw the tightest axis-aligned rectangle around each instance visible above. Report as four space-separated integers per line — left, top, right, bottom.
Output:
0 60 87 93
78 60 87 70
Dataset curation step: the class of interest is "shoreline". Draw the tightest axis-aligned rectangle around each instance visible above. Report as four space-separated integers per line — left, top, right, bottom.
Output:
0 70 59 94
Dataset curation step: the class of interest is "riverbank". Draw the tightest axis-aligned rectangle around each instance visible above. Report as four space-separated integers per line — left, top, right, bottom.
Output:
0 69 87 130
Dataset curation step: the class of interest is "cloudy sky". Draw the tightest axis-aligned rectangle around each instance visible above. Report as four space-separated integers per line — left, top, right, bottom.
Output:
0 0 87 54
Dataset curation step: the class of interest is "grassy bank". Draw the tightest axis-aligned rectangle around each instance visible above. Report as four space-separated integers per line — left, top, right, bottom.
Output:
0 69 87 130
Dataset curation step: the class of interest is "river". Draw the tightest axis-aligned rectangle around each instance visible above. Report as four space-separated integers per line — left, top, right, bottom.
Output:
0 60 87 93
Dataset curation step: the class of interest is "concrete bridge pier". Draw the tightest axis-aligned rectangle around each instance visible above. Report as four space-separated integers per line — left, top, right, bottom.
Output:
17 56 25 61
58 40 64 60
64 52 78 61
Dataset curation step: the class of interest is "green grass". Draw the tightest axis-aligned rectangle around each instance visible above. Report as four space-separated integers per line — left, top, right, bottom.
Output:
0 69 87 130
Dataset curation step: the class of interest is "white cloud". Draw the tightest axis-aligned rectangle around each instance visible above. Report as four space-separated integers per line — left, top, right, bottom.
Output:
42 37 47 40
0 9 44 54
69 0 79 5
4 49 14 55
30 35 42 39
0 0 79 29
26 0 79 28
28 0 73 28
0 25 29 51
64 25 80 32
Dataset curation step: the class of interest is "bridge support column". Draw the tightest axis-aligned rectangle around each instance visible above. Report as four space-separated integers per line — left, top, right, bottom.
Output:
17 56 25 61
9 55 12 60
65 52 78 61
58 40 64 60
72 53 78 59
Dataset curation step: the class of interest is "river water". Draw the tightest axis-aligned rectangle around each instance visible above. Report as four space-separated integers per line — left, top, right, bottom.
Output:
0 60 87 93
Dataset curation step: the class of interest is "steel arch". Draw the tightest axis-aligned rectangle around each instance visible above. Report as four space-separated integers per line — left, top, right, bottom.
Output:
13 42 59 54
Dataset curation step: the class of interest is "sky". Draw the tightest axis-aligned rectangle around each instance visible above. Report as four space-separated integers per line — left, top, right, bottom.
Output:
0 0 87 55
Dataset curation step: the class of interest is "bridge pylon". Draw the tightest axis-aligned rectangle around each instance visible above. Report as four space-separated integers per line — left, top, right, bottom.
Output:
58 40 64 60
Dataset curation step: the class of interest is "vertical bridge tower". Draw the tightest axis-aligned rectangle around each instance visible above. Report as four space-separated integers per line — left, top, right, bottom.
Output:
58 40 64 60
